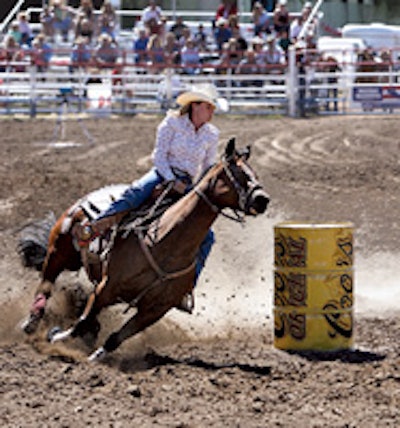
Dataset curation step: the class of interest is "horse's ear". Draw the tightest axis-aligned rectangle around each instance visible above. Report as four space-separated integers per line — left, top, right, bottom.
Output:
225 138 236 159
242 145 251 160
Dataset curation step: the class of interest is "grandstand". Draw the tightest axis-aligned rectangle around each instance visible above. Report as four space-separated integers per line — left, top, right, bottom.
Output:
1 1 400 117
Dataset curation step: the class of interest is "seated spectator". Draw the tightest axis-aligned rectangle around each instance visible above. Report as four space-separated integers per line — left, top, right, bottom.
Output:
180 38 201 75
217 37 242 78
194 23 208 52
228 14 248 52
75 16 94 43
50 0 74 43
273 0 290 36
170 16 189 41
214 17 232 52
251 0 276 13
236 47 263 87
75 0 95 30
69 35 91 73
250 35 265 64
8 21 22 45
93 33 119 69
215 0 238 24
0 35 26 72
133 28 149 64
97 0 117 40
278 29 291 58
141 0 162 35
18 12 33 47
31 33 53 73
146 33 165 73
290 2 316 43
177 26 192 49
40 6 55 42
260 34 285 75
252 2 271 36
163 31 180 65
97 13 116 41
227 14 239 36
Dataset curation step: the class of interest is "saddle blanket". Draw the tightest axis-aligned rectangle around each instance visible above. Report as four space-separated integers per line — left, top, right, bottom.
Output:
78 184 129 221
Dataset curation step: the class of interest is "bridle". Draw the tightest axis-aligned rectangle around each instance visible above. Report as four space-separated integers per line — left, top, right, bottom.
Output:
194 153 262 223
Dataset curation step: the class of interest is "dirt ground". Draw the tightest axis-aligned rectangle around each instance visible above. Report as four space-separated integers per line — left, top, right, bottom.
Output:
1 114 400 427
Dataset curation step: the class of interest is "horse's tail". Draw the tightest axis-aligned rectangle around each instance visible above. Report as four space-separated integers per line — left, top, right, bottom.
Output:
17 211 57 271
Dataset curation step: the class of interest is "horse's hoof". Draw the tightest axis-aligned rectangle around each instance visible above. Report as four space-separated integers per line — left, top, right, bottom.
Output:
88 347 107 362
47 326 62 342
176 291 194 314
21 314 41 335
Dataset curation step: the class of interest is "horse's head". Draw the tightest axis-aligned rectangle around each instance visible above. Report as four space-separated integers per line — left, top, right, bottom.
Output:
218 138 270 216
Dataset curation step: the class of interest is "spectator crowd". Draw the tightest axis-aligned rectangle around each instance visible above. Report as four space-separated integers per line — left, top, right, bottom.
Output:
0 0 389 94
0 0 319 75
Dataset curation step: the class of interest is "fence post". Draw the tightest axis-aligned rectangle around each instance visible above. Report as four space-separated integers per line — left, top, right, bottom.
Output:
287 46 297 118
29 65 37 118
165 67 173 107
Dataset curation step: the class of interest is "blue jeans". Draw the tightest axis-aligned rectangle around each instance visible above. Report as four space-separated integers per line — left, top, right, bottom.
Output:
195 229 215 286
97 167 214 286
97 168 163 219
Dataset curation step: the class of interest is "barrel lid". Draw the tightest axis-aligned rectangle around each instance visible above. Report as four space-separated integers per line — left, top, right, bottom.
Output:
274 221 354 229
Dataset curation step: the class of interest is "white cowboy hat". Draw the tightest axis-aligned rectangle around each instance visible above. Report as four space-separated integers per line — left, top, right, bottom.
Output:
176 83 229 112
216 17 227 26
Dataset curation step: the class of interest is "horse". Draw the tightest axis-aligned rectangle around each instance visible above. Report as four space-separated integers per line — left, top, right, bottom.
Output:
19 138 270 361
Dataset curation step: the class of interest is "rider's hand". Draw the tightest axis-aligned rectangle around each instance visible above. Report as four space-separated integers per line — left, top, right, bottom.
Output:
173 180 187 194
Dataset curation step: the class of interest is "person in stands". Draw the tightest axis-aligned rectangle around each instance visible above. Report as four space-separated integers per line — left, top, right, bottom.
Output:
141 0 163 35
74 84 228 314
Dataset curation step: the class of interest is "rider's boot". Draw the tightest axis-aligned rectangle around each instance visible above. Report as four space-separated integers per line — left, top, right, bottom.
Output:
73 213 126 247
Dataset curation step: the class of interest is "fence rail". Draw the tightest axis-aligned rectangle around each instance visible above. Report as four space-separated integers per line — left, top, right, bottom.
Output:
1 46 400 117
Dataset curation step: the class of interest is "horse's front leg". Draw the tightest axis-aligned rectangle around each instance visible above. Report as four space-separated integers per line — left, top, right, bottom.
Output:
89 310 167 362
49 275 108 344
88 293 175 362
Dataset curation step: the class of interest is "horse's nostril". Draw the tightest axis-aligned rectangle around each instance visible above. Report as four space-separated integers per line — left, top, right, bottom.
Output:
249 192 269 214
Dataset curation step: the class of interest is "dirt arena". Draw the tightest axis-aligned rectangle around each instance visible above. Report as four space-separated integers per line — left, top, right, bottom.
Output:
1 114 399 427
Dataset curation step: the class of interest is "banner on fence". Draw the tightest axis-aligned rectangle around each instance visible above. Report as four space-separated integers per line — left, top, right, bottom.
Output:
353 86 400 111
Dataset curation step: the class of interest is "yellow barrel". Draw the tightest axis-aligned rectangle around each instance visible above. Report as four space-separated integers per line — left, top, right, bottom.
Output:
273 222 354 351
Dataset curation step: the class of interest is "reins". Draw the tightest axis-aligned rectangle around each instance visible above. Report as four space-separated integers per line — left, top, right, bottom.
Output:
138 230 196 282
122 230 196 313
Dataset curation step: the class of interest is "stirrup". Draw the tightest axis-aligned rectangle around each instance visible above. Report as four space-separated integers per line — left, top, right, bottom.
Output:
176 291 194 314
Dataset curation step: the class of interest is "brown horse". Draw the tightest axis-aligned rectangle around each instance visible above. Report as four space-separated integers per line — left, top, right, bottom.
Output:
21 138 269 361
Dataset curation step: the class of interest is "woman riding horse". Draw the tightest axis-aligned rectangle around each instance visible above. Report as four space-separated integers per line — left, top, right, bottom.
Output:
74 83 229 313
49 138 269 361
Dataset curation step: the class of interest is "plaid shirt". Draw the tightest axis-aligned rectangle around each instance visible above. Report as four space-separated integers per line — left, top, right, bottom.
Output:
152 113 219 182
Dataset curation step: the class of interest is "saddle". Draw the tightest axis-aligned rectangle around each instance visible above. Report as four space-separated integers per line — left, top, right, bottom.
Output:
69 182 181 265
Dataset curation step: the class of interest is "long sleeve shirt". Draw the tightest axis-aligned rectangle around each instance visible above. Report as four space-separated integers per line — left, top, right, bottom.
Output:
152 113 219 182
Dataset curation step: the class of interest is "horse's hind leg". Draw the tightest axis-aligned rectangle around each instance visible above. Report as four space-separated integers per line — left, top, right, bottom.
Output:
22 225 82 335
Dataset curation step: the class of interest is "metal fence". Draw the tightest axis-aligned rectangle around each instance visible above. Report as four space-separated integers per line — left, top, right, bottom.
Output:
1 45 400 118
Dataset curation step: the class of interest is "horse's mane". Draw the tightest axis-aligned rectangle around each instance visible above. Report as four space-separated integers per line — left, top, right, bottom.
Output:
143 161 225 245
